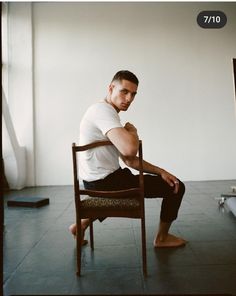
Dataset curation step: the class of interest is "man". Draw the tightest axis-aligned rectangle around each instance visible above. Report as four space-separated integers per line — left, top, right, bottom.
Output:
69 70 186 248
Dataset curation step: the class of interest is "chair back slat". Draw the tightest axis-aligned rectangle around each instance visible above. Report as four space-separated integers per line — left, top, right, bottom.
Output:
72 143 80 200
138 140 144 196
74 140 112 152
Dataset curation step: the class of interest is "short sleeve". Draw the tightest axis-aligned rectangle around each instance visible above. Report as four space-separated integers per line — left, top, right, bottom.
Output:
89 102 123 135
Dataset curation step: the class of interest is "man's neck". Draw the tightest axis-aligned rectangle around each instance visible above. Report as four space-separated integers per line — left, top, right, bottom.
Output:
104 96 120 113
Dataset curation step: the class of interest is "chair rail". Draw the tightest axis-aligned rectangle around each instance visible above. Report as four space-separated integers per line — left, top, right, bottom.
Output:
73 140 112 152
79 187 140 198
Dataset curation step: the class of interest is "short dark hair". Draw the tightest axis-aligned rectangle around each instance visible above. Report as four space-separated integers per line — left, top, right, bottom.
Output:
111 70 139 86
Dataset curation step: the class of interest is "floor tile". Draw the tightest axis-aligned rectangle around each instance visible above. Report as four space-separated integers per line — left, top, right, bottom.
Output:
81 244 140 270
143 264 236 294
70 268 144 294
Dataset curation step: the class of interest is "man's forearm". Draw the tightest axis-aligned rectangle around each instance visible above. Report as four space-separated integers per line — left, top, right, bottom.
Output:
121 154 180 193
124 122 139 154
142 159 164 175
129 131 139 151
122 155 164 175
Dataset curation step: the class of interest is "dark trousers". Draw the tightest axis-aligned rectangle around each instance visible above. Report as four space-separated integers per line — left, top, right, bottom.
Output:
83 167 185 223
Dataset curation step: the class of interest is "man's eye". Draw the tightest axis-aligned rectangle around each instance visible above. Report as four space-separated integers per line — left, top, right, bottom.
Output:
121 89 128 94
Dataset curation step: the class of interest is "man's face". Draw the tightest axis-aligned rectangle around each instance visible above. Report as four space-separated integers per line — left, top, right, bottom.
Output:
109 79 138 112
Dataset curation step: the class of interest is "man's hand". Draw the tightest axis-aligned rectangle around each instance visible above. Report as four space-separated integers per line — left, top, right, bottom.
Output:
160 169 179 194
124 122 138 134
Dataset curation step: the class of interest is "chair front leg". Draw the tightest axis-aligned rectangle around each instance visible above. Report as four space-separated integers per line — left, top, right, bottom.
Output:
76 218 82 276
89 219 94 250
141 217 147 276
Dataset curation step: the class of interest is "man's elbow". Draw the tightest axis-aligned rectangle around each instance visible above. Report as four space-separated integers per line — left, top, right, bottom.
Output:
121 144 138 157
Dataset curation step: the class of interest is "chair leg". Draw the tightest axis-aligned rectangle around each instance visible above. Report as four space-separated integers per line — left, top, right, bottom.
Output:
89 220 94 250
76 219 82 276
141 217 147 276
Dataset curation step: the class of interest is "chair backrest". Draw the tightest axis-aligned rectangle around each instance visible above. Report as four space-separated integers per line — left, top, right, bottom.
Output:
72 140 147 276
72 140 144 206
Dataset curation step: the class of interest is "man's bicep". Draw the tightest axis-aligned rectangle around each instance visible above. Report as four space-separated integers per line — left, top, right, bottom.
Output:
106 127 127 149
106 127 135 157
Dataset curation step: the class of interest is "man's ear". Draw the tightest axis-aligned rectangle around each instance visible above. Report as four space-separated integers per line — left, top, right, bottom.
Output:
108 83 114 94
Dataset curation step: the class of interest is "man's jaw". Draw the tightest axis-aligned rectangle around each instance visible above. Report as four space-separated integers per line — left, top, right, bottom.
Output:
120 103 130 110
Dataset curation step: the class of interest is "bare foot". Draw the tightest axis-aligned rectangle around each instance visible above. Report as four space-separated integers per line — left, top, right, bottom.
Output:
154 233 187 248
69 223 77 236
69 222 88 246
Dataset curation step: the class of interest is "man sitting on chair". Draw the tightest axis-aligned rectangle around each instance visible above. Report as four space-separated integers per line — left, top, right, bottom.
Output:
69 70 186 248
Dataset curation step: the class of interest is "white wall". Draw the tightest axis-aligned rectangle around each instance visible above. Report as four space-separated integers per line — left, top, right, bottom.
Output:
3 3 35 187
5 2 236 186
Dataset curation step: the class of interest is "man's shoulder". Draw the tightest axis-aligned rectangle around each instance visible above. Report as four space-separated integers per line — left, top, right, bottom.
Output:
88 100 105 110
86 101 116 116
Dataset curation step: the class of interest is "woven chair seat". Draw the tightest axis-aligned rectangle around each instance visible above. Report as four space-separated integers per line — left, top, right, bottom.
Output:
81 196 140 209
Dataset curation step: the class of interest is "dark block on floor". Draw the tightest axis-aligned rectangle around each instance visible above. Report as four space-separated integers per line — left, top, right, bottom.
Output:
7 197 50 208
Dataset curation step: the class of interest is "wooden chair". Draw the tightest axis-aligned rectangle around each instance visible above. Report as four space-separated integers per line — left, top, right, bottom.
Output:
72 140 147 276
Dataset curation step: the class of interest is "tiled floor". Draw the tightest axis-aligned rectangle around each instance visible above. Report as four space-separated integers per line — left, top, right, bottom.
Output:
3 180 236 295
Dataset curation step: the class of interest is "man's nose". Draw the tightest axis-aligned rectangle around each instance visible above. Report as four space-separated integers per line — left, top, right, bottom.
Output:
126 93 133 103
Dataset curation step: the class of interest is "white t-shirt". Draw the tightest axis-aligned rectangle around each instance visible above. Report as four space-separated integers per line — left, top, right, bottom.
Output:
79 100 123 181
